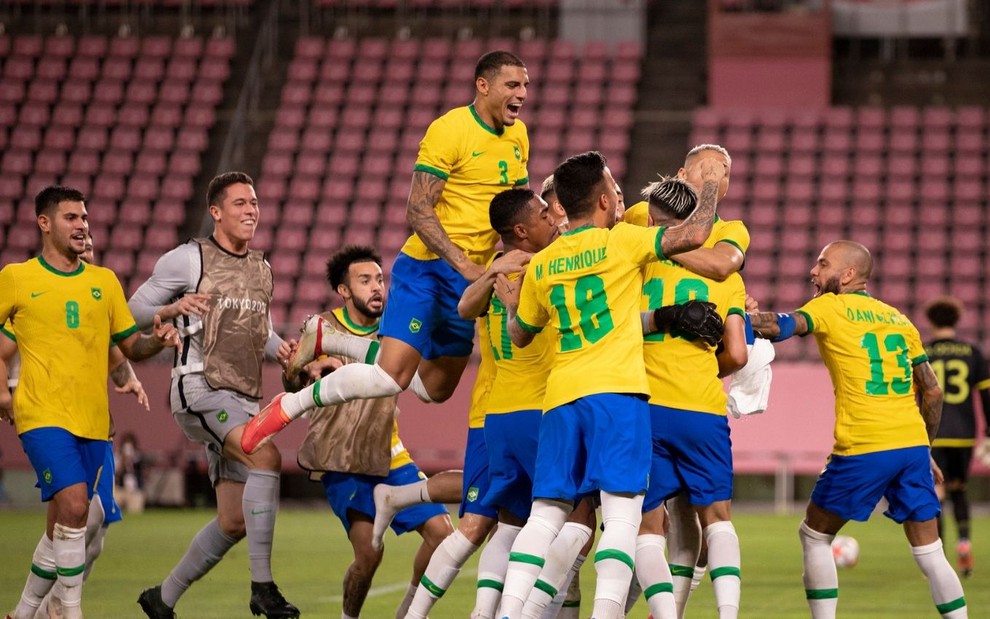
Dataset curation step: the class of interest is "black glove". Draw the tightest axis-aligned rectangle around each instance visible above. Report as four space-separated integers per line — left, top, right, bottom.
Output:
653 300 724 346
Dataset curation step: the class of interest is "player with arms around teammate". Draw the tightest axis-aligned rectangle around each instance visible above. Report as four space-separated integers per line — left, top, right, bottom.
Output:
495 151 724 619
241 50 530 451
632 177 748 619
923 296 990 577
0 186 180 619
130 172 298 619
749 241 967 619
286 246 454 619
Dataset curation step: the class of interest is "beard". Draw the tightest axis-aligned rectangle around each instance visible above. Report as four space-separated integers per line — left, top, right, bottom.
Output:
818 275 842 296
353 296 384 319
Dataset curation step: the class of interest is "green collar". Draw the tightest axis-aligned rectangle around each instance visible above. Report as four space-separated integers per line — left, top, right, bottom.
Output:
561 224 595 237
334 307 379 335
469 104 504 136
38 255 84 277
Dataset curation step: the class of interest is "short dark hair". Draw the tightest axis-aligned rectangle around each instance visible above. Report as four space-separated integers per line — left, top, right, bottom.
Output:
643 176 697 220
326 245 382 290
35 185 85 217
207 171 254 207
490 188 536 237
552 151 607 220
925 296 963 329
474 50 525 82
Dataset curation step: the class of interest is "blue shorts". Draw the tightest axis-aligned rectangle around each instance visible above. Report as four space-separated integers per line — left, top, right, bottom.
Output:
534 393 651 501
95 442 122 525
21 427 107 502
461 427 497 519
645 405 734 512
378 253 475 360
810 446 941 523
483 409 541 520
321 463 448 535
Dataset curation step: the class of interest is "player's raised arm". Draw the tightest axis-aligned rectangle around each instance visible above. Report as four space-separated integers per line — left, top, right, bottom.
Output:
671 242 745 282
913 361 944 444
658 157 726 258
457 249 531 319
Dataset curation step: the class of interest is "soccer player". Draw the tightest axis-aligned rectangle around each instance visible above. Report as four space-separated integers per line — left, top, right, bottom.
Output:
634 177 749 619
130 172 298 619
749 240 968 619
241 50 530 452
0 186 180 619
285 245 454 619
2 231 150 619
494 150 724 619
923 296 990 577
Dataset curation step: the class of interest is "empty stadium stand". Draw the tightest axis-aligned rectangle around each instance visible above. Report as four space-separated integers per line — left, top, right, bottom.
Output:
0 33 234 294
691 105 989 358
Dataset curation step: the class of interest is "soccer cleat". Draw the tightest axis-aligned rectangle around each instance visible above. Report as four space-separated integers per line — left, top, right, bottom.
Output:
137 586 175 619
957 539 973 577
241 393 291 455
249 581 299 618
371 483 400 551
284 314 334 382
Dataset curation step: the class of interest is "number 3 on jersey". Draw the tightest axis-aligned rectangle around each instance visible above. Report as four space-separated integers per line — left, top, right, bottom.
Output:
549 275 613 352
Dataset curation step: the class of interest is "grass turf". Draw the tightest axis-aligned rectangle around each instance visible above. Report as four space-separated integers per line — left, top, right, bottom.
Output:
0 507 986 617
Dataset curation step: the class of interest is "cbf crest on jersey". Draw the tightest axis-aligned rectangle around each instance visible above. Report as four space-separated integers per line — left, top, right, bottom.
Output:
91 287 102 300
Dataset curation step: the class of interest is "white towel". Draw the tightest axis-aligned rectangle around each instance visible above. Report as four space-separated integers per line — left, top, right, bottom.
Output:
727 338 775 418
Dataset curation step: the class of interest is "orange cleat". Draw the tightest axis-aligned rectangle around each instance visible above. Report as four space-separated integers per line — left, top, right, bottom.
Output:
241 393 291 454
957 539 973 577
284 314 333 382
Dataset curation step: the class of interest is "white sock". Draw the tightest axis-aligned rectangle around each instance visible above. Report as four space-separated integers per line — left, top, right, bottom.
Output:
523 522 592 619
13 534 56 618
407 530 479 618
321 331 380 364
380 479 432 512
474 523 522 619
52 523 87 616
283 363 402 419
394 582 418 619
624 574 642 614
498 500 571 618
635 534 676 619
798 521 838 619
592 492 643 617
542 553 586 619
911 539 967 618
409 372 435 403
83 494 107 581
665 496 701 618
705 521 740 619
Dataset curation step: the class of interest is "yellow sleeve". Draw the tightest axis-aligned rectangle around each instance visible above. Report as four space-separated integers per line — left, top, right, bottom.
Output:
105 271 139 342
797 294 832 336
614 222 665 266
715 219 751 255
515 263 548 333
413 114 461 180
0 266 15 326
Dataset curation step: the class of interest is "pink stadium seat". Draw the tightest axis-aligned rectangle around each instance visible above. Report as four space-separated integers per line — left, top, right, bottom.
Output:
288 58 318 82
296 151 327 178
328 153 360 179
2 149 33 176
36 57 67 81
134 58 165 82
888 132 917 155
955 106 985 130
281 204 314 228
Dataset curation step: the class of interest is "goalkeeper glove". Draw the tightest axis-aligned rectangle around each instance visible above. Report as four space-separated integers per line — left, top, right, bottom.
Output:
654 300 724 346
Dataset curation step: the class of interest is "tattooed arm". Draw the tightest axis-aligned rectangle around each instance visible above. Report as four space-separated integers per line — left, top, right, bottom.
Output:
913 361 944 444
406 170 485 282
748 311 810 341
659 158 726 258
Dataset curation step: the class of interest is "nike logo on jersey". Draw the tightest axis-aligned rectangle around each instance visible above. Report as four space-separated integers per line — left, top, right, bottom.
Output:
471 151 485 157
30 291 47 298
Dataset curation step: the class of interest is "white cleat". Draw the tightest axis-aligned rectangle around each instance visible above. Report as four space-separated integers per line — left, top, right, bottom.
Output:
371 483 400 551
285 314 336 382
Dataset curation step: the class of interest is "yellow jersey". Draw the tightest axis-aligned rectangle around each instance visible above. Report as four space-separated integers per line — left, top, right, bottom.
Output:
516 223 665 411
797 292 930 456
401 105 530 266
468 317 498 429
0 257 138 439
485 270 555 415
641 263 746 414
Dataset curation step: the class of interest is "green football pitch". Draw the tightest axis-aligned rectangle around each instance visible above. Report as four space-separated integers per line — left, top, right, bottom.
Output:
1 507 986 618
